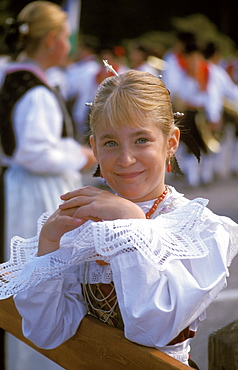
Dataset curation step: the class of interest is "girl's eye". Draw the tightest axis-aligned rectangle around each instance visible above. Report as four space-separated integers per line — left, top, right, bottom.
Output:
105 140 117 147
136 138 148 144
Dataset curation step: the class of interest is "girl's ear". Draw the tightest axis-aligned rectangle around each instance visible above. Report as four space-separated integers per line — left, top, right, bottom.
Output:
167 127 180 156
89 135 98 160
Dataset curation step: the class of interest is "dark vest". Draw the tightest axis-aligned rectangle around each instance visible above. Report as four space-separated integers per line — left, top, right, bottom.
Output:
0 69 74 156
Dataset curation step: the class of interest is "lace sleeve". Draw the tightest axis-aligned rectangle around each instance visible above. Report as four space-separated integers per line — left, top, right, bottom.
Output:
226 221 238 266
0 198 209 299
225 224 238 267
92 197 209 269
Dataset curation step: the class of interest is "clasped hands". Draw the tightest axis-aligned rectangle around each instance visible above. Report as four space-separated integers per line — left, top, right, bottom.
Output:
38 186 145 256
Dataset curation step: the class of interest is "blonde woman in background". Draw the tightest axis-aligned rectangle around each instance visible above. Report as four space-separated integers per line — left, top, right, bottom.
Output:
0 1 96 369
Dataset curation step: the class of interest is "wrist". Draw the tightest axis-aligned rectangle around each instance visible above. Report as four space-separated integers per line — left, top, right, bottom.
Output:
38 236 60 256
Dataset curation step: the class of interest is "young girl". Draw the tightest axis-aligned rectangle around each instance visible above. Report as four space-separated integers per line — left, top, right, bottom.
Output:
1 70 237 368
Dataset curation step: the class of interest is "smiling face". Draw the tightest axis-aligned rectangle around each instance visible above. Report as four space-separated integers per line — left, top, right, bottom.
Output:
90 117 179 202
89 70 180 202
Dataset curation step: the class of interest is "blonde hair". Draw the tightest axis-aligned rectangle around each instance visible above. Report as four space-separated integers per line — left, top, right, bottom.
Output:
18 1 67 54
89 70 175 139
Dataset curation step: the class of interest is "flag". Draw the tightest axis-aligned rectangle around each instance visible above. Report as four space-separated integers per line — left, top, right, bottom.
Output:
62 0 81 56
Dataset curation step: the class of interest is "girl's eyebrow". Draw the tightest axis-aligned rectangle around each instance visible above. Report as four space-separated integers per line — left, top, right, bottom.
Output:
99 130 152 141
98 133 116 141
131 130 152 136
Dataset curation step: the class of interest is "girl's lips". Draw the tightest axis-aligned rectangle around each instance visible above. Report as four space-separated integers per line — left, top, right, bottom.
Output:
116 171 144 179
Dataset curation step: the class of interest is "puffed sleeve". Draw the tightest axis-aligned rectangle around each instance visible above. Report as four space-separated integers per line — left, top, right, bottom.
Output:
93 204 238 347
12 86 87 174
110 250 227 348
14 266 87 349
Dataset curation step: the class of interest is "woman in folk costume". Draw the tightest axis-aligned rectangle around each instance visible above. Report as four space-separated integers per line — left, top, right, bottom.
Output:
0 1 96 369
0 69 237 369
65 35 102 143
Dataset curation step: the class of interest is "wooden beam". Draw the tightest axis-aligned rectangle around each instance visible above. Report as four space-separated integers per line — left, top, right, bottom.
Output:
208 320 238 370
0 297 188 370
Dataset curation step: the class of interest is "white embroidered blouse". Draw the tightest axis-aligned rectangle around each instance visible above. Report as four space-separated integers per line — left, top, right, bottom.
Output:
0 186 237 365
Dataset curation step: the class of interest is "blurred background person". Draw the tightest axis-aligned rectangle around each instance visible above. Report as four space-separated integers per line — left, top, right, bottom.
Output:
163 33 224 187
162 31 197 100
222 43 238 85
0 53 11 87
93 44 129 117
65 35 101 143
46 57 70 101
0 1 96 369
128 38 160 76
203 41 238 179
0 51 11 259
96 43 129 85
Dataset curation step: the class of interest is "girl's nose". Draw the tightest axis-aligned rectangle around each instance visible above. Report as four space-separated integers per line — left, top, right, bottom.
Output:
117 148 136 167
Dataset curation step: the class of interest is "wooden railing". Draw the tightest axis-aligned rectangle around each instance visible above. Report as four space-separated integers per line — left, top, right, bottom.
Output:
0 297 189 369
208 320 238 370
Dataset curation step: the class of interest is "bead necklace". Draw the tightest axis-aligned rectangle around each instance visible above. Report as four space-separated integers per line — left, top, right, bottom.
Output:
145 186 168 219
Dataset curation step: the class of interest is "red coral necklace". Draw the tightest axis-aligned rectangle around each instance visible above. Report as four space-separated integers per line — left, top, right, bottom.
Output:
145 186 168 219
96 186 168 265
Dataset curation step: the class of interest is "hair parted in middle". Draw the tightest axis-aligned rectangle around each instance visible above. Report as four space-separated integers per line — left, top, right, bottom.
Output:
89 69 200 176
89 70 175 140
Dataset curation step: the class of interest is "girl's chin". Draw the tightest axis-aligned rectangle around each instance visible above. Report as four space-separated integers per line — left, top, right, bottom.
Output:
108 182 151 201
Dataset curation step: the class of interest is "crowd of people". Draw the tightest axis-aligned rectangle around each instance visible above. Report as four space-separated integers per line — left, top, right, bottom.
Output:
3 27 238 188
163 31 238 186
2 24 238 186
0 1 238 370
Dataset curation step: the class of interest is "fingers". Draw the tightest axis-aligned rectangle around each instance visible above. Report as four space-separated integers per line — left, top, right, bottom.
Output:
59 186 120 221
59 195 91 211
59 186 109 211
51 212 84 228
57 208 102 226
75 216 102 223
40 212 84 245
59 214 83 226
60 185 100 201
40 199 103 250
